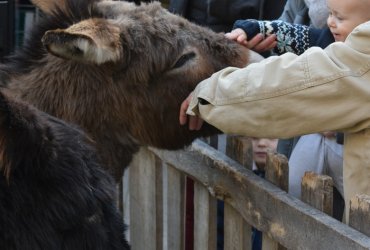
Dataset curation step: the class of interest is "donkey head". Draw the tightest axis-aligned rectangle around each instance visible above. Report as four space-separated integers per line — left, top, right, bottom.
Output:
38 0 249 146
4 0 250 180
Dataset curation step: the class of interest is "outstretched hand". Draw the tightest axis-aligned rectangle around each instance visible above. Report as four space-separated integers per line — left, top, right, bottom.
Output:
225 28 277 53
179 93 204 131
225 28 249 46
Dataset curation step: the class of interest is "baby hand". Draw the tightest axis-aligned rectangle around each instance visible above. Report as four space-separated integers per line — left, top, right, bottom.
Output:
225 28 248 47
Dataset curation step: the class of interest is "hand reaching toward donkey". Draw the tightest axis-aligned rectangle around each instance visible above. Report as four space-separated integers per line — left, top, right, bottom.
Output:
179 93 204 131
225 28 277 53
179 28 275 130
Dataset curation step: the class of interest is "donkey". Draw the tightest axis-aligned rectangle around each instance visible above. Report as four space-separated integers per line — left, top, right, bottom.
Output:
0 0 252 181
0 89 129 249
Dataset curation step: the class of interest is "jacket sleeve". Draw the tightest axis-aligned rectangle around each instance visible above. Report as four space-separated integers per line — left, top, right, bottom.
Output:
308 27 335 49
233 19 311 55
187 21 370 138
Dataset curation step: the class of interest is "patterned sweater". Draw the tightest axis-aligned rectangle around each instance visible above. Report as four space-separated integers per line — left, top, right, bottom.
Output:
233 19 334 55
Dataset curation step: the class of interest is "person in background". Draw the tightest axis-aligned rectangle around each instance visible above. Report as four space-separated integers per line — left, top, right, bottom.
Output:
251 138 278 175
250 137 278 249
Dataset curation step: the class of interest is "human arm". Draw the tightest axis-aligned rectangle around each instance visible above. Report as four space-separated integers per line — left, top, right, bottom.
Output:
228 20 334 54
233 19 312 55
185 22 370 138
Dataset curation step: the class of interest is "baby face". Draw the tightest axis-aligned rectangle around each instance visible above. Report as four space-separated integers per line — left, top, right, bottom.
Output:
327 0 370 41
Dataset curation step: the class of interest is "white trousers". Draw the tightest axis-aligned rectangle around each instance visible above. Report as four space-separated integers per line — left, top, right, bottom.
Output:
288 133 343 198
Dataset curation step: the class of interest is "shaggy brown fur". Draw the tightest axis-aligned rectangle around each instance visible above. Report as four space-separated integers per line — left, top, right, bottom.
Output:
0 0 249 181
0 90 129 249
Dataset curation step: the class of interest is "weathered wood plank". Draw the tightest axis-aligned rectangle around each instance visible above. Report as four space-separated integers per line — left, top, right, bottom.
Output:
226 135 253 170
301 171 333 216
224 135 252 249
122 168 131 242
129 147 157 250
224 135 253 249
165 163 185 250
149 140 370 250
155 156 164 250
265 151 289 192
349 195 370 236
224 203 252 250
263 151 288 250
193 181 217 250
262 236 287 250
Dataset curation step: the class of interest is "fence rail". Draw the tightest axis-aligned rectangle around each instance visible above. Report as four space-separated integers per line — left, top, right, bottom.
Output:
122 138 370 250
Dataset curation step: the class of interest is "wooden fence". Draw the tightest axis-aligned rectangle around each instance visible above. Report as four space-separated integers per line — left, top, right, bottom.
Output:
121 135 370 249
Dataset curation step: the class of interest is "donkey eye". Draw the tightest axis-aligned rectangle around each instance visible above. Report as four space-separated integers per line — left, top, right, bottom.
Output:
173 52 196 69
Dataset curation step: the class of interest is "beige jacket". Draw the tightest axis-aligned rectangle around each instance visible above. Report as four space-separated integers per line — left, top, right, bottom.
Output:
188 21 370 221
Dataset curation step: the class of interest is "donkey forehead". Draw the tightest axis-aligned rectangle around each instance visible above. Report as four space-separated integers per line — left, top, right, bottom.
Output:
95 1 210 38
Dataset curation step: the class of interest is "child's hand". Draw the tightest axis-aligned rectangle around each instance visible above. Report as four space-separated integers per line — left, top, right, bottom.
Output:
247 33 277 53
225 28 248 47
179 93 204 131
225 28 277 53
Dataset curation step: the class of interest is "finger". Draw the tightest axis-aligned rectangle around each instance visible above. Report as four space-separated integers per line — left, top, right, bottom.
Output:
264 41 277 51
225 32 238 40
179 99 189 125
236 33 247 44
188 116 198 130
225 29 246 41
241 40 249 47
195 117 204 130
246 34 264 49
254 34 277 51
265 34 277 43
189 116 203 131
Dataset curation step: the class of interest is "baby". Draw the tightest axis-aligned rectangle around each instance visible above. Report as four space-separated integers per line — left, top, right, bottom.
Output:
226 0 370 54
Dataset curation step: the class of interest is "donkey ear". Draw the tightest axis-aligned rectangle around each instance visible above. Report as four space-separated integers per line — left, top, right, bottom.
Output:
31 0 67 14
42 18 122 64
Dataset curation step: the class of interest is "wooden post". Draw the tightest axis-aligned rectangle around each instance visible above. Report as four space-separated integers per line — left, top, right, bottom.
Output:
129 147 157 250
301 171 333 216
165 164 185 250
224 135 253 249
224 203 252 250
193 181 217 250
155 156 164 250
263 151 289 250
225 135 253 170
349 194 370 236
265 151 289 192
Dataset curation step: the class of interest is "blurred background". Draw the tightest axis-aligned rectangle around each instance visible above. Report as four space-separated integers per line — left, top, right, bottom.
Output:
0 0 40 61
